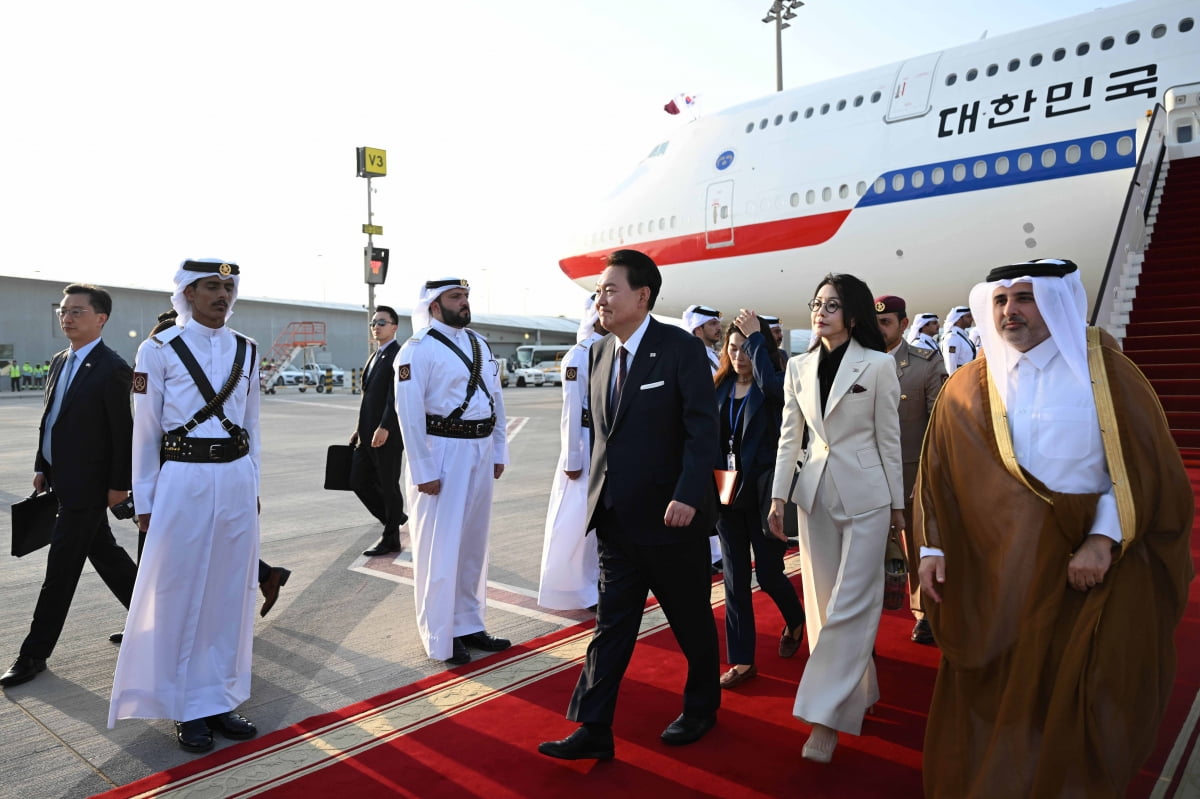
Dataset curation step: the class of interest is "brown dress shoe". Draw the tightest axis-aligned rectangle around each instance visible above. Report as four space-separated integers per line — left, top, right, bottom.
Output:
719 664 758 689
778 624 804 658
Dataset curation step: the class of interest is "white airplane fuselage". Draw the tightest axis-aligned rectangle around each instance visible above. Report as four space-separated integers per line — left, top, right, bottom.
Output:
559 0 1200 323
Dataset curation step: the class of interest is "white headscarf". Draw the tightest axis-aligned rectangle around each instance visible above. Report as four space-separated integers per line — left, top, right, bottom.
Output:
907 312 939 344
760 314 782 330
576 293 600 343
967 258 1089 405
170 258 240 327
945 305 971 328
413 277 470 333
681 304 721 333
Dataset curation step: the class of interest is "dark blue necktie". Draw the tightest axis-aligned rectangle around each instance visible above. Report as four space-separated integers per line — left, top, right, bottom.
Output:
609 345 627 413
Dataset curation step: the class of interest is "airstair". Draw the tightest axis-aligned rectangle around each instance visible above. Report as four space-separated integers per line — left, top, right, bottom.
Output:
260 322 327 394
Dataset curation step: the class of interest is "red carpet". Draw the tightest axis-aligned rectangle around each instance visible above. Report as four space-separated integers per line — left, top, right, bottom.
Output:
97 462 1200 798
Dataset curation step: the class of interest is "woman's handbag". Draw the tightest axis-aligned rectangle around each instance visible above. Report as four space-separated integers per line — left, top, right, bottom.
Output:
713 470 739 505
883 529 908 611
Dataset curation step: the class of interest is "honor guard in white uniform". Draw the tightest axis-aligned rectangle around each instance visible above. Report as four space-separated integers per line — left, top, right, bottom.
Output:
538 295 603 610
395 278 511 666
907 312 940 352
109 259 261 753
760 314 789 361
941 305 977 376
682 303 725 569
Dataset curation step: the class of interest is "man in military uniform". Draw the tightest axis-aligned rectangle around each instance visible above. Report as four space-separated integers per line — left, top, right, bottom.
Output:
109 259 261 753
875 295 946 645
394 278 510 666
941 305 977 376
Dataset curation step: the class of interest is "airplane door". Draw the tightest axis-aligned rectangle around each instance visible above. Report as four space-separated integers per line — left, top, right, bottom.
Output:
886 52 942 122
705 180 734 248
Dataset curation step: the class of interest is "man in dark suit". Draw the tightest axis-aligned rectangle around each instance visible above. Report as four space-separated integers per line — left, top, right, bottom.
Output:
1 284 139 688
539 249 722 761
354 305 407 556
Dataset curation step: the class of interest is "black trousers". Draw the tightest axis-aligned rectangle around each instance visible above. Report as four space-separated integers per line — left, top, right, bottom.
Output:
568 517 720 726
21 505 138 659
351 441 407 533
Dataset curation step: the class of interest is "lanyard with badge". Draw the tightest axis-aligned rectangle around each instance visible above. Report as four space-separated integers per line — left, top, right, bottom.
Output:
726 383 748 470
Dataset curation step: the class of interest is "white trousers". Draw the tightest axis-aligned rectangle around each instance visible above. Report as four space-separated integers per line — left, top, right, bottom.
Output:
404 435 494 661
538 460 599 610
793 471 889 735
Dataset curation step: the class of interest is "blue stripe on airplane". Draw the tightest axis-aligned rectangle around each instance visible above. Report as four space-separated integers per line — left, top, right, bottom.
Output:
856 129 1137 208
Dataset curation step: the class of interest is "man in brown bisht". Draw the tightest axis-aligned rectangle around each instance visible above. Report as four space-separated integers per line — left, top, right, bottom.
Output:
916 258 1194 798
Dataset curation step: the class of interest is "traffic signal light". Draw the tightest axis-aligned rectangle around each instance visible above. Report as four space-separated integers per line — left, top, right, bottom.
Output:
365 246 389 284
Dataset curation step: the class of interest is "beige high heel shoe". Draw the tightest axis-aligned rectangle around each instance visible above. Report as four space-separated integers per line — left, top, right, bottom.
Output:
801 724 838 764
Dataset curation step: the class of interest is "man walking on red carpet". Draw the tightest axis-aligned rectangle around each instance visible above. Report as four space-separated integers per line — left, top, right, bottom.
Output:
538 249 722 761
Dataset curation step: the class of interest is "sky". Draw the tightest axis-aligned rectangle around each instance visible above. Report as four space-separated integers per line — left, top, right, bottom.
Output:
1 0 1114 320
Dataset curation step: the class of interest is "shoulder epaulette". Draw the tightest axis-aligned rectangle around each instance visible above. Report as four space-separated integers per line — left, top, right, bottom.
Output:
908 345 936 360
230 328 257 346
149 326 183 347
410 327 431 342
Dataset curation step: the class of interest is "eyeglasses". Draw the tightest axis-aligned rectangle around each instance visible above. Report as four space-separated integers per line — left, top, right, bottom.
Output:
56 307 94 319
369 319 394 326
807 299 842 314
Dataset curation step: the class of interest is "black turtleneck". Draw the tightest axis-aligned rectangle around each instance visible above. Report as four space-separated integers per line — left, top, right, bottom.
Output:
817 339 850 414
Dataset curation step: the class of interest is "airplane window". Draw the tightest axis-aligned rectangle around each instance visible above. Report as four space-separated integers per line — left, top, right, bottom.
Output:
789 110 799 122
1076 42 1090 56
839 184 849 199
1178 125 1194 144
946 74 957 86
836 99 847 111
871 91 882 102
952 164 967 181
1008 59 1020 72
1116 135 1134 156
659 217 666 229
872 178 885 194
912 170 925 188
1053 48 1066 61
853 96 863 107
638 222 645 235
760 119 768 129
820 103 830 115
986 64 999 77
856 181 867 196
790 193 800 207
1181 18 1195 33
805 107 814 118
746 123 755 133
1030 53 1043 66
822 187 833 202
973 160 987 178
1126 30 1140 44
774 114 783 126
671 215 677 228
892 174 905 191
1018 153 1033 171
1041 149 1057 168
995 156 1010 175
720 206 729 220
1065 145 1082 164
966 68 978 81
1091 140 1107 160
807 189 818 204
1152 24 1167 38
1101 36 1115 50
931 167 945 185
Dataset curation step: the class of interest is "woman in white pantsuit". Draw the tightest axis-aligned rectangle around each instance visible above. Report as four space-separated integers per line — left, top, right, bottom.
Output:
768 273 905 764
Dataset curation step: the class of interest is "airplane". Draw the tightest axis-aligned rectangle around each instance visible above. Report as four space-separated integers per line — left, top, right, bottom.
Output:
557 0 1200 326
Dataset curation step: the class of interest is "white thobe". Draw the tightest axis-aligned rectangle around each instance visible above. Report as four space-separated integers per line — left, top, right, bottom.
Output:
395 320 509 661
537 336 600 610
941 327 977 375
109 321 260 726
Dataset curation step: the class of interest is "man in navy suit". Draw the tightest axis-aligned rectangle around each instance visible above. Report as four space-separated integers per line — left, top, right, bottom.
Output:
539 249 722 760
353 305 407 556
1 284 138 688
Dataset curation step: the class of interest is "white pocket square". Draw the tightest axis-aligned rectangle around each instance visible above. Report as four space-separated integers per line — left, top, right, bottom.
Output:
640 380 665 390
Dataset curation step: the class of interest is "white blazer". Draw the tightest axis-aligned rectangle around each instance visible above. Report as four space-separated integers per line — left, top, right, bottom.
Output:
771 338 905 517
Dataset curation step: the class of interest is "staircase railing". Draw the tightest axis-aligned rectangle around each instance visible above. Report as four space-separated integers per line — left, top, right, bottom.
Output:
1090 104 1168 328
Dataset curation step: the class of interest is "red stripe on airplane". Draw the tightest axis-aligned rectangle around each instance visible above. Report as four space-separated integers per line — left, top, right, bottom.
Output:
558 210 852 280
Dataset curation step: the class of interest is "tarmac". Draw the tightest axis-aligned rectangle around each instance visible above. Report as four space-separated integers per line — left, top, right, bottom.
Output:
0 383 576 798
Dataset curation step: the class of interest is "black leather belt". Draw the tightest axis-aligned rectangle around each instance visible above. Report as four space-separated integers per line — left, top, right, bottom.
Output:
426 414 495 439
161 431 250 463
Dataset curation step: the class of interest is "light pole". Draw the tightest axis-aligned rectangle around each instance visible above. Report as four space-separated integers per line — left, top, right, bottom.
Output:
762 0 803 92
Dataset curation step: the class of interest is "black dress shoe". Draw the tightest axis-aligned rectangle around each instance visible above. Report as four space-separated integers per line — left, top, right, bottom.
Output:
363 535 401 557
109 633 124 644
660 713 716 745
457 631 511 652
538 726 615 760
260 567 291 617
175 719 214 752
911 618 935 645
0 655 47 688
445 638 470 666
205 711 258 740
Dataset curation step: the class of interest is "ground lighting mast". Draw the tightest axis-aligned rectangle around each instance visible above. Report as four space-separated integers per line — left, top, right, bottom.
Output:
762 0 803 92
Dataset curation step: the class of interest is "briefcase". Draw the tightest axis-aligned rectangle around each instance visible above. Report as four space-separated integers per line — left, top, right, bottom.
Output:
10 490 58 557
324 444 355 491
